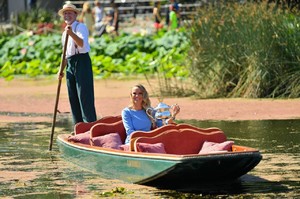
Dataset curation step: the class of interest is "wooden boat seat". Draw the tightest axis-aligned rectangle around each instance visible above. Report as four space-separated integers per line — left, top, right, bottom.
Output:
129 123 222 151
74 115 122 135
133 128 227 155
90 120 127 144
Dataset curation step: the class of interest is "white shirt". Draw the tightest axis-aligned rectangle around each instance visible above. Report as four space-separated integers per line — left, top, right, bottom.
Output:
62 21 90 58
94 6 104 23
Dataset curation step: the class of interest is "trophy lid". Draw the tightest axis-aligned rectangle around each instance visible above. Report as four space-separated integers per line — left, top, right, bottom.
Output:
155 102 170 110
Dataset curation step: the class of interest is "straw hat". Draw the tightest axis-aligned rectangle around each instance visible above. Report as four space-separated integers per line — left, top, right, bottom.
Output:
58 3 80 16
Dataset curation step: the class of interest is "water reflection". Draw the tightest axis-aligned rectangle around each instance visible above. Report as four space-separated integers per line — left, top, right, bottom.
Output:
187 119 300 154
0 117 299 198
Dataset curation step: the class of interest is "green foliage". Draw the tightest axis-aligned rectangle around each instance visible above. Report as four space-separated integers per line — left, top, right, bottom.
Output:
0 31 190 85
0 33 61 79
188 2 300 98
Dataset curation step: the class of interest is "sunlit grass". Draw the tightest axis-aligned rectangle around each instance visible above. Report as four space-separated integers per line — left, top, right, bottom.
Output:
188 2 300 98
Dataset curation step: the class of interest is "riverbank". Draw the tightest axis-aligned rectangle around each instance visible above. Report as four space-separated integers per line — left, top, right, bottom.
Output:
0 78 300 123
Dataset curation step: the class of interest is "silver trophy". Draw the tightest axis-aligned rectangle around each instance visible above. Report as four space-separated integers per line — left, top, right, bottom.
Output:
146 102 172 125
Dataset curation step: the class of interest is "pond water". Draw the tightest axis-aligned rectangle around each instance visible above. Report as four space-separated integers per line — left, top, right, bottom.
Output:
0 114 299 198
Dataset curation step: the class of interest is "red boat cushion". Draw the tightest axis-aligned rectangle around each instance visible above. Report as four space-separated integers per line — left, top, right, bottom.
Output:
91 133 122 149
90 120 126 144
199 140 234 154
136 142 166 154
67 131 91 145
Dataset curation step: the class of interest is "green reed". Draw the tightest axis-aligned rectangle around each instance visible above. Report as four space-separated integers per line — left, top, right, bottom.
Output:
188 2 300 98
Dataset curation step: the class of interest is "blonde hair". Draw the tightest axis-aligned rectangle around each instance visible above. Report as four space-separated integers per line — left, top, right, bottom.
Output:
82 2 92 12
129 84 151 110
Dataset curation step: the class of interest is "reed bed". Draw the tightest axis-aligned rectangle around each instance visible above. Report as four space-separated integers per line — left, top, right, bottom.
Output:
188 1 300 98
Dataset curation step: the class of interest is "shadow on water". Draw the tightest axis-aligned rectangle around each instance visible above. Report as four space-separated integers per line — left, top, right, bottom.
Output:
0 113 299 198
149 175 291 197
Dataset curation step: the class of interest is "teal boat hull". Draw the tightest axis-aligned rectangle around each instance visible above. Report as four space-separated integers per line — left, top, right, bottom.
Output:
57 134 262 184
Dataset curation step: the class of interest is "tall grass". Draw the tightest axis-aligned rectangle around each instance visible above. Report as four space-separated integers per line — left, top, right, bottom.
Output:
188 2 300 98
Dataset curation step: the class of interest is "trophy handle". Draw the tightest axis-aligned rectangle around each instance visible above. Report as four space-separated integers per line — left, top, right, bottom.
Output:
171 104 180 117
146 108 155 121
146 108 156 128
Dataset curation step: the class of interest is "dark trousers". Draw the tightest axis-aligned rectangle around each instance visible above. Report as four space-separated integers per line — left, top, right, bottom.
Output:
66 53 97 124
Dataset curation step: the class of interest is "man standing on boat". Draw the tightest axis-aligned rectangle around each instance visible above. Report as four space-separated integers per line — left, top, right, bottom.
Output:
57 3 97 124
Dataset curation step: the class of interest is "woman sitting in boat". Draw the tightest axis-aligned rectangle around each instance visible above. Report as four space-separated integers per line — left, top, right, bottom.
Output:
122 84 180 144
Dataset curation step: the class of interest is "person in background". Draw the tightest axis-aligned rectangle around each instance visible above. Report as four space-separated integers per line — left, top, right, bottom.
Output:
93 1 104 26
107 0 119 36
173 0 181 27
165 0 179 26
93 0 105 36
153 1 163 33
122 84 180 144
57 3 97 124
80 2 94 35
168 4 178 31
